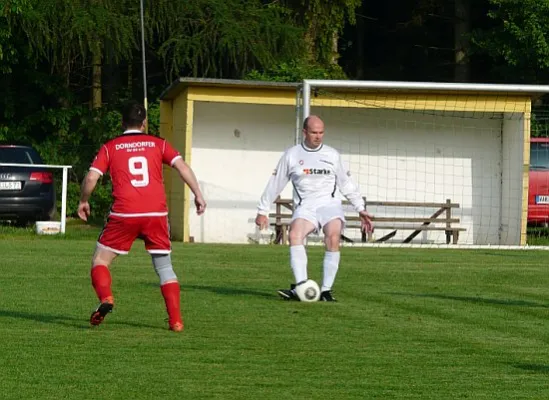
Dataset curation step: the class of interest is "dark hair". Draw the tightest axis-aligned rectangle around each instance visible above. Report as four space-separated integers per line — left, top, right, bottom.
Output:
302 116 312 130
122 102 147 129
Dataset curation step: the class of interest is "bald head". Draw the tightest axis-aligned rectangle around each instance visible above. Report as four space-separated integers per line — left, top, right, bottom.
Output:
302 115 325 148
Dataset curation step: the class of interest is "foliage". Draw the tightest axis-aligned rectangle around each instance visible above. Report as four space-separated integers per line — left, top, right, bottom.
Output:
5 0 137 78
245 59 347 82
281 0 361 65
150 0 305 80
472 0 549 82
0 0 30 73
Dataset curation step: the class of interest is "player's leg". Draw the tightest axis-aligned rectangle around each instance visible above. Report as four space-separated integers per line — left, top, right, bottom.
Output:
288 217 316 283
90 216 138 326
318 203 345 302
90 247 118 325
277 210 317 300
142 216 183 331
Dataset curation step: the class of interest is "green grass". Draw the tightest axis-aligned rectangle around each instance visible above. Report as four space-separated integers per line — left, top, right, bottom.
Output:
2 226 549 398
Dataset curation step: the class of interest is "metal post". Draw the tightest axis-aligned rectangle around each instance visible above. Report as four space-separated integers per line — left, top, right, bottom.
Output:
140 0 148 112
302 80 311 123
295 86 302 145
61 167 68 234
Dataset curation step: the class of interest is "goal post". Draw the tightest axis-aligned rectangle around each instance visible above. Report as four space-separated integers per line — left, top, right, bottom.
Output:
298 80 549 247
0 163 72 233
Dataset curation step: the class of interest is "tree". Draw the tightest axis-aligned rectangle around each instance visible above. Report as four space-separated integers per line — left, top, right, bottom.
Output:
149 0 304 80
473 0 549 83
5 0 137 108
454 0 471 82
280 0 361 66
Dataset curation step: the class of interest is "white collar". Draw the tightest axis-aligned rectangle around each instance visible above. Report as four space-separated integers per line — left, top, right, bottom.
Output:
123 129 143 134
302 142 322 151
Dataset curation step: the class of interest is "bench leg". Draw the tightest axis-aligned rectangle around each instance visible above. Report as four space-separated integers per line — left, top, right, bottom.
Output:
445 230 451 245
453 230 459 245
282 226 289 245
274 225 283 245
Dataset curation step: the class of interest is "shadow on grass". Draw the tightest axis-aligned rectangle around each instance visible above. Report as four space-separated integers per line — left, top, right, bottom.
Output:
512 364 549 374
387 292 549 308
182 284 276 300
0 309 164 330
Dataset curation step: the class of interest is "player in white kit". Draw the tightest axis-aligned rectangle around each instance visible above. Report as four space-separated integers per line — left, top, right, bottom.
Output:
255 115 373 301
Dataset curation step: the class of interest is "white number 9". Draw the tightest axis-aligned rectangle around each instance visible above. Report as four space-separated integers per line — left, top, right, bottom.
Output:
128 156 149 187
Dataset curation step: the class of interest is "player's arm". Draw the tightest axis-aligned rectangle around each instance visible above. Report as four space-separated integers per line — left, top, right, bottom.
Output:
162 140 206 215
78 146 108 221
255 153 290 229
172 158 206 215
77 170 102 221
335 155 373 233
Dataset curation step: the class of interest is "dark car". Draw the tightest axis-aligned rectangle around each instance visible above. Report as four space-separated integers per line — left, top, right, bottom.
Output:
0 145 55 225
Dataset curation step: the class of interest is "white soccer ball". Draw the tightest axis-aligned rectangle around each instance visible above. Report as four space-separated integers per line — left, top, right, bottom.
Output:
295 279 321 302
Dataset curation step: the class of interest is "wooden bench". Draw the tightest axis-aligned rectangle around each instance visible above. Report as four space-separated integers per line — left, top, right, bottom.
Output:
268 197 466 245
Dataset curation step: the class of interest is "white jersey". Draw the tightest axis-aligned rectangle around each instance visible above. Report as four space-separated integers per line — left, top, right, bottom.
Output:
257 143 365 215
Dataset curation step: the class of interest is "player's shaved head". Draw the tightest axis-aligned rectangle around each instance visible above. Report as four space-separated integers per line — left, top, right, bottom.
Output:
302 115 324 131
302 115 325 148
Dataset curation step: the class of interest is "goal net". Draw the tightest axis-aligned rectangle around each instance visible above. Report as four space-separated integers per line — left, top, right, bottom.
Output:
299 80 549 247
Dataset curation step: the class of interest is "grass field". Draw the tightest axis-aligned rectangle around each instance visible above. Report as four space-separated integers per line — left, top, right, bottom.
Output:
2 223 549 399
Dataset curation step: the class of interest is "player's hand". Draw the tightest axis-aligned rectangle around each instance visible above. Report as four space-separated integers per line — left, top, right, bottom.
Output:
194 196 206 215
255 214 269 230
77 201 91 222
359 210 374 234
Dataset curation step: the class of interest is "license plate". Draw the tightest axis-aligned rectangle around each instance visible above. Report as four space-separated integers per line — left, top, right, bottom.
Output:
0 181 21 190
536 195 549 204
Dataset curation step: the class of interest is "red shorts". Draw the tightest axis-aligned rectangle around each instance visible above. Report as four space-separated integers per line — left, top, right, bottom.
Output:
97 215 171 255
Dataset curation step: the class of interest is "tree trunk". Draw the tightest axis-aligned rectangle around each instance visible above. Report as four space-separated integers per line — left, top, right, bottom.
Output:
91 50 102 109
454 0 471 82
331 31 339 65
304 25 316 63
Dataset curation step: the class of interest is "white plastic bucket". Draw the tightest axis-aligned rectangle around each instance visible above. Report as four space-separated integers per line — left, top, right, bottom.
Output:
35 221 61 235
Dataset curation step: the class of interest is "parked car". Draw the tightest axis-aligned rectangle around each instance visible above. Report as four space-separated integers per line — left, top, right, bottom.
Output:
528 137 549 225
0 144 55 225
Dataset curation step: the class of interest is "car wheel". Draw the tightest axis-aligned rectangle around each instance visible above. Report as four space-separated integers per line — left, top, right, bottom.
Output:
15 219 31 227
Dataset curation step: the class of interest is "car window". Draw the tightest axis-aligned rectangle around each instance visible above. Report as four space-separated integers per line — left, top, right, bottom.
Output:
0 147 43 164
530 142 549 170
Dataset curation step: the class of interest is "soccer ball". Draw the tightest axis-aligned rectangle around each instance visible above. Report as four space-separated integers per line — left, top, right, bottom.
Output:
295 279 321 302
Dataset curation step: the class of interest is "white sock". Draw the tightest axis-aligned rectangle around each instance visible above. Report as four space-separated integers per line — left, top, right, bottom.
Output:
290 245 308 284
322 251 340 292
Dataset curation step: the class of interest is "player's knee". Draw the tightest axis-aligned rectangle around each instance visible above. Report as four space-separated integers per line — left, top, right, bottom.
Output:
324 234 341 251
288 229 306 245
151 254 177 285
92 247 116 267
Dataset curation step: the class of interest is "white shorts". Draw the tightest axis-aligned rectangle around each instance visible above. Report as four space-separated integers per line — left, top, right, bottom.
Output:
291 200 345 231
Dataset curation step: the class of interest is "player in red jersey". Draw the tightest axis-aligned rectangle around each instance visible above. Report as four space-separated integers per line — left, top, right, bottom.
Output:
77 102 206 332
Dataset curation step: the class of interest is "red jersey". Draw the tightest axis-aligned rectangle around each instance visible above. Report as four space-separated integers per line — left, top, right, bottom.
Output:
90 130 181 216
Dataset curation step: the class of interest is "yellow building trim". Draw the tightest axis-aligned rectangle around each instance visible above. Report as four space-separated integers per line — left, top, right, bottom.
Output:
188 86 296 105
168 91 191 242
310 93 531 113
182 99 194 243
186 85 531 115
160 100 173 212
521 111 532 246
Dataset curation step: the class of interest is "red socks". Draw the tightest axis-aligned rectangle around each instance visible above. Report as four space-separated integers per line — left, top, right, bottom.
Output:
161 282 182 326
91 265 113 303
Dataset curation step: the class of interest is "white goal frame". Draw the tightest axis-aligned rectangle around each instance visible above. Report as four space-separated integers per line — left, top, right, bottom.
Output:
0 163 72 233
297 79 549 248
